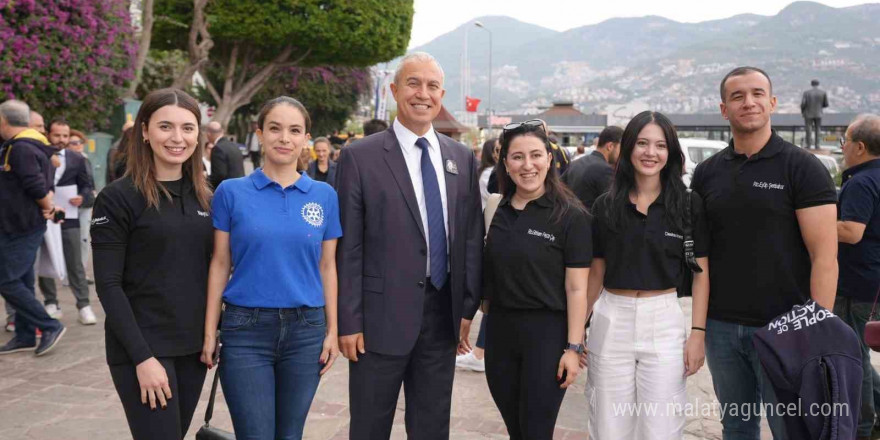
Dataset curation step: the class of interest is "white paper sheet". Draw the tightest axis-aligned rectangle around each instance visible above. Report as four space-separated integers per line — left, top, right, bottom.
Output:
54 184 79 219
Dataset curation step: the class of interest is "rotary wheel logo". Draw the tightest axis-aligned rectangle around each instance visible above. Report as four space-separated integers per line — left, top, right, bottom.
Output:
302 202 324 227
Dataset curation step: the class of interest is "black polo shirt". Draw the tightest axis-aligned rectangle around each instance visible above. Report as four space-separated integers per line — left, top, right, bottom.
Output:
691 132 837 327
837 158 880 302
483 193 592 311
91 176 214 365
591 191 709 290
561 150 613 210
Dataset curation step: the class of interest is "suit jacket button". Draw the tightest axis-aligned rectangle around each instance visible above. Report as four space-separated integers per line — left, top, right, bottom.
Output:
418 281 425 288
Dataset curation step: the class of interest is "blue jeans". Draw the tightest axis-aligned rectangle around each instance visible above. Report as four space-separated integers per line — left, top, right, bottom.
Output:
833 296 875 436
0 227 61 345
219 304 326 440
705 319 788 440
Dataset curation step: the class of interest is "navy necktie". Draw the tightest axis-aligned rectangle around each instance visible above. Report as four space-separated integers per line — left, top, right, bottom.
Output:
415 137 447 290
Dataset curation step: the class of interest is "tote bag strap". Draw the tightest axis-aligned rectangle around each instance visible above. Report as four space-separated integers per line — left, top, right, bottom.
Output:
203 368 221 425
484 193 503 238
869 285 880 321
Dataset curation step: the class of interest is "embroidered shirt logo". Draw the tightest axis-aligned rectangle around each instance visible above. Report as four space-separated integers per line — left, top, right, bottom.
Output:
753 181 785 190
528 228 555 243
197 210 209 217
91 216 109 226
665 232 683 240
301 202 324 227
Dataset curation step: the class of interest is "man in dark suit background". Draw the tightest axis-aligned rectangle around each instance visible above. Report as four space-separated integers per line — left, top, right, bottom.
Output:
38 119 96 325
801 79 829 149
205 121 245 188
561 125 622 210
336 52 483 440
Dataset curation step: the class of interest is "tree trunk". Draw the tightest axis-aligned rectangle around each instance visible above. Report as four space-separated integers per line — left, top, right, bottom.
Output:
126 0 155 98
172 0 212 90
206 45 302 127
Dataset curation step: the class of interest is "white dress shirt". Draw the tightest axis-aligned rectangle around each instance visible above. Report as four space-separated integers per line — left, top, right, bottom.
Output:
392 118 449 276
55 149 66 185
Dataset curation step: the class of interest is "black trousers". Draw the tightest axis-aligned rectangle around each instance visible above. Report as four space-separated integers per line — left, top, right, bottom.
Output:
349 279 456 440
805 117 822 149
109 353 207 440
485 307 568 440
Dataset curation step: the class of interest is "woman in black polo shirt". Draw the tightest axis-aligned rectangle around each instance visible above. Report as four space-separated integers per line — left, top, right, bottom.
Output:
585 111 709 439
91 88 214 440
483 120 591 439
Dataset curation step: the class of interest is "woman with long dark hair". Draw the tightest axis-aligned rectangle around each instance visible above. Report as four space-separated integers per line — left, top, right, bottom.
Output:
91 88 213 439
585 111 710 439
202 96 341 439
483 120 591 438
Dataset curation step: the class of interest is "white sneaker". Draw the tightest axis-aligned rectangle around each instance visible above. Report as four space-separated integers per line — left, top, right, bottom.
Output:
78 306 97 325
455 352 485 372
45 304 62 319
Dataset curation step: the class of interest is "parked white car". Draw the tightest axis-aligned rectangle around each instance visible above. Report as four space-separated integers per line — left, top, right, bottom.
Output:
811 153 840 177
679 139 727 187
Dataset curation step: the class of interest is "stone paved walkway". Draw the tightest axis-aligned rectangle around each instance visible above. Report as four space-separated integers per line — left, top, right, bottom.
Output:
3 284 865 439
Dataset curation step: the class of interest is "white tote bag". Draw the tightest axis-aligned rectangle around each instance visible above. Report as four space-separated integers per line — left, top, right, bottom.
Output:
37 221 67 282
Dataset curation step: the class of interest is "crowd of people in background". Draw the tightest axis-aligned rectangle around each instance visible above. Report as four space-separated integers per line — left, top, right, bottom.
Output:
1 50 880 440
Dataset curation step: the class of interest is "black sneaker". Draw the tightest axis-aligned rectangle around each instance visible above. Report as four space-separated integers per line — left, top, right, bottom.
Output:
35 325 66 357
0 337 37 354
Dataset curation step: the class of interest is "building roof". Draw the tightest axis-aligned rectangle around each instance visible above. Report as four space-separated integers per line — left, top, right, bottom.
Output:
433 106 468 134
478 102 607 132
667 112 860 129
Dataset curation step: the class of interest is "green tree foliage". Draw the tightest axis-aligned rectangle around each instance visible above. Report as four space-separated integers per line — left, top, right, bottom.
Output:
153 0 412 126
136 49 188 98
250 66 371 137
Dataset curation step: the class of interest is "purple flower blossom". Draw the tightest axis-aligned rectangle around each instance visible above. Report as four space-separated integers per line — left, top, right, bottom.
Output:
0 0 135 130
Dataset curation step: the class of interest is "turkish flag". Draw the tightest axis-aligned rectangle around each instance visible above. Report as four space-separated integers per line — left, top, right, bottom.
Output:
465 96 481 113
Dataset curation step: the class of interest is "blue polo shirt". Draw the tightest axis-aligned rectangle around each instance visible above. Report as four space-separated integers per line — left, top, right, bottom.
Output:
838 158 880 302
212 169 342 308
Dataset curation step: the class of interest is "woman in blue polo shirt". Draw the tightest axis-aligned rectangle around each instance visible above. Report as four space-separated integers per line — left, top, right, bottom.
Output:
201 96 342 439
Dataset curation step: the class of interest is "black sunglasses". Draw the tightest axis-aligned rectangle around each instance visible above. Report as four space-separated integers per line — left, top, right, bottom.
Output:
502 119 544 133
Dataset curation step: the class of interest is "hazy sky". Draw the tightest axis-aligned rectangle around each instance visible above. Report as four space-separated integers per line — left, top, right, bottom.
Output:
409 0 871 48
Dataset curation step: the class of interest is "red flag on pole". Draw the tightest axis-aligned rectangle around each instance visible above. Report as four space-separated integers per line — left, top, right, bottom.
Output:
465 96 481 113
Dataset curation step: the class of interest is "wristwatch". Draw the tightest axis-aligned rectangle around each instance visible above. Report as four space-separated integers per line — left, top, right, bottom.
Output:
565 343 585 354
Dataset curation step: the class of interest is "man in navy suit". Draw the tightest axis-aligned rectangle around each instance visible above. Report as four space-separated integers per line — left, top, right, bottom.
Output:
38 119 96 325
336 52 483 440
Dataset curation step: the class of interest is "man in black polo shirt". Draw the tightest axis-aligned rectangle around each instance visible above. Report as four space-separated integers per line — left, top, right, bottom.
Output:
834 114 880 440
0 100 67 356
691 67 838 440
561 126 622 210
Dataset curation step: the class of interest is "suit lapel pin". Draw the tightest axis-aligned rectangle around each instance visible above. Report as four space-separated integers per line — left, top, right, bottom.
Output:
445 159 458 175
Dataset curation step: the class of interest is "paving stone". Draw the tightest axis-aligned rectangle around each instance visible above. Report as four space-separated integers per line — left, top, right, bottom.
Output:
2 285 829 439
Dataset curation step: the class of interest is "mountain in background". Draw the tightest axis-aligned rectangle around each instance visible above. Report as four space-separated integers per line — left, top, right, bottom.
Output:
402 1 880 116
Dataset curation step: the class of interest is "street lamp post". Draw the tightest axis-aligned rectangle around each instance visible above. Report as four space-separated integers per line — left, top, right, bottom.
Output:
474 21 492 128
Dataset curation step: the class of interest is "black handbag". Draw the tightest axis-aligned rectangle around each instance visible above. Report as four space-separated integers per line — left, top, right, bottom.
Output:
678 189 703 297
195 367 235 440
